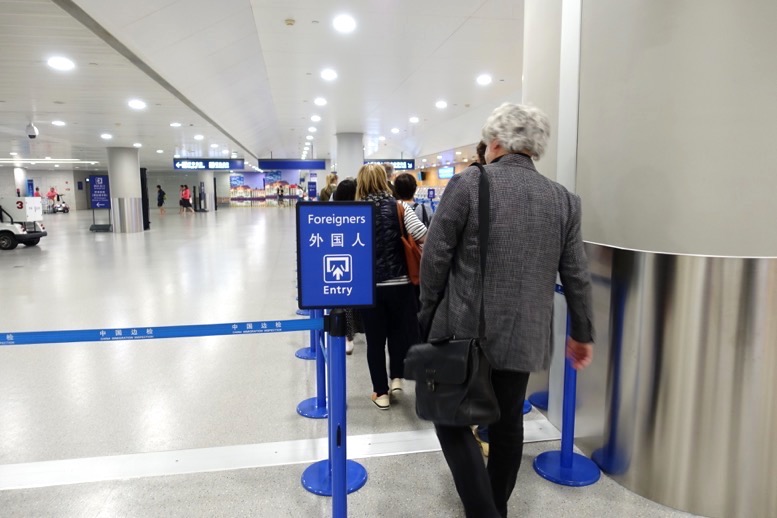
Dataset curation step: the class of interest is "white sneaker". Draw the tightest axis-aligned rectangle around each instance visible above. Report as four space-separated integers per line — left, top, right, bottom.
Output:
371 393 390 409
390 378 403 395
346 339 354 355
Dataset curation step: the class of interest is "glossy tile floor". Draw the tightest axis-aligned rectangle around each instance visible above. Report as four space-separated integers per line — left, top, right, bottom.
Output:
0 208 699 517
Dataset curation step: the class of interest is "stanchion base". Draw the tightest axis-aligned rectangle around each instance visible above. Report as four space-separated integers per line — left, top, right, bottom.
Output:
301 459 368 496
528 391 549 410
296 397 328 419
592 447 629 476
295 347 316 360
296 309 310 316
522 400 532 414
533 451 600 487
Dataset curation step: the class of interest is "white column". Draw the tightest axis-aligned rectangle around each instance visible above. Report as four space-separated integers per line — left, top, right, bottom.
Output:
13 168 28 196
335 133 364 180
198 171 214 210
523 0 583 430
107 147 143 233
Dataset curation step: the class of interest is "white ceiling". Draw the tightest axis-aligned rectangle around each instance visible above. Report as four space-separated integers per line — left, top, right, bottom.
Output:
0 0 523 174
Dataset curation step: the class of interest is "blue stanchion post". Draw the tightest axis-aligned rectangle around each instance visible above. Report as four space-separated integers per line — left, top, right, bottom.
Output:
533 316 600 486
295 309 318 360
522 400 532 415
528 390 549 411
302 310 367 512
297 310 328 419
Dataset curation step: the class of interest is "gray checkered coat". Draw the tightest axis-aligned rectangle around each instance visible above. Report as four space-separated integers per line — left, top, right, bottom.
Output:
418 153 594 372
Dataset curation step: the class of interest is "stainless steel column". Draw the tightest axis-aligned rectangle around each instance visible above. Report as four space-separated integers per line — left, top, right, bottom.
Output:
580 243 777 518
107 147 143 233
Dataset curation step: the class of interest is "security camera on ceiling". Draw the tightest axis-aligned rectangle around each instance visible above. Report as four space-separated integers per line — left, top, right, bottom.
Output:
26 122 39 139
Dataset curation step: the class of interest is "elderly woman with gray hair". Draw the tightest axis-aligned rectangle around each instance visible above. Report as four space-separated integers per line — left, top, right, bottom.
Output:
418 103 595 517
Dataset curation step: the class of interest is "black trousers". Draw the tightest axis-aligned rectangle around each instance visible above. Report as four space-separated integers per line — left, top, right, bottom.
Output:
359 283 420 395
435 370 531 518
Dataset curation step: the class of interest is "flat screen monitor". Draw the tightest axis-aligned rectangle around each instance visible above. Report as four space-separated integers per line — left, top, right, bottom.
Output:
438 166 455 179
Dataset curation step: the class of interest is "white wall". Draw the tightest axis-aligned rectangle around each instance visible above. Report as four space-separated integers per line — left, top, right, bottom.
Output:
576 0 777 256
25 170 79 210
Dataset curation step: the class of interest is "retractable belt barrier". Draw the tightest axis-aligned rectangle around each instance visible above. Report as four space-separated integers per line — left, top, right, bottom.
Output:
0 310 364 518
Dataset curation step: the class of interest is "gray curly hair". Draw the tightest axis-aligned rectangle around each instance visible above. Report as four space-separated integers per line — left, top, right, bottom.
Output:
481 103 551 160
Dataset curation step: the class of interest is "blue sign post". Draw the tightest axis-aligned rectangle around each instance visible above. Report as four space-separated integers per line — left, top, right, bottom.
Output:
88 175 112 232
296 202 373 516
89 175 111 209
296 203 375 309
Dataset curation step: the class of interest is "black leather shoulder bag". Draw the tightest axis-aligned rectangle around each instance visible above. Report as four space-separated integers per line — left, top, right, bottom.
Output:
404 163 500 426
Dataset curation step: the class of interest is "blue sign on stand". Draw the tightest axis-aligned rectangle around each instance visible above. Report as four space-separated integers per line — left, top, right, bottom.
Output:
89 175 111 209
296 203 375 309
427 189 436 200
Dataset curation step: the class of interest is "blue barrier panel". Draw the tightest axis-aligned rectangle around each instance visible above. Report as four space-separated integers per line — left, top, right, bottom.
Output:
295 310 318 360
523 400 532 415
301 310 367 514
533 312 600 487
0 318 324 347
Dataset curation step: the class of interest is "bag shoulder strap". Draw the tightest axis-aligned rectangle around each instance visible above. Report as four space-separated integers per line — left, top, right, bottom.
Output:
396 201 409 237
473 163 490 338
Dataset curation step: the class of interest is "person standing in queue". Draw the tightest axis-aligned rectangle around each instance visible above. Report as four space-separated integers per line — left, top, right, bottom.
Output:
418 103 595 517
332 178 363 355
356 164 426 409
318 173 338 201
394 173 433 229
179 185 185 214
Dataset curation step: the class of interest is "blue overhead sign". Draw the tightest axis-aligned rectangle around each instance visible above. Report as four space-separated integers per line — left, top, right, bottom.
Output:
296 202 375 309
259 159 326 170
89 175 111 209
174 159 245 171
364 159 416 170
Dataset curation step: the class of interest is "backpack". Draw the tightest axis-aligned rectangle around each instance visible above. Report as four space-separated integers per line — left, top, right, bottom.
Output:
412 202 430 227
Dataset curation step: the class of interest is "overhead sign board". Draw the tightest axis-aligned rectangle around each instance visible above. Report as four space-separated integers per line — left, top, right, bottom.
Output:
363 159 416 170
89 175 111 209
296 202 375 309
174 159 245 171
259 159 326 170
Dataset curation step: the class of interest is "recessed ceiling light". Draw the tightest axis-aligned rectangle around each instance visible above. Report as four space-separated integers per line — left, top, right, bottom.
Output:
437 155 443 159
308 127 317 133
54 164 60 168
170 122 182 127
156 149 164 154
9 152 17 156
52 120 66 126
174 154 181 158
391 128 400 134
194 135 204 140
333 14 356 34
101 133 112 140
378 136 386 141
422 159 427 162
314 97 327 106
47 56 75 71
306 135 314 140
45 156 51 160
320 68 338 81
311 115 321 122
456 151 462 155
133 143 142 148
222 149 230 155
409 116 419 124
211 143 219 148
476 74 493 86
128 99 147 110
435 100 448 109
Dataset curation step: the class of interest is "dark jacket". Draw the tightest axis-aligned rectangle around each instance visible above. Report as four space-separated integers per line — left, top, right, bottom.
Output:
419 153 594 372
370 195 407 283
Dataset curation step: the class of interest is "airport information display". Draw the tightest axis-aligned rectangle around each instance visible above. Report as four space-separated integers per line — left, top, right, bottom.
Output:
296 202 375 309
89 175 111 209
174 159 244 171
363 159 415 170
